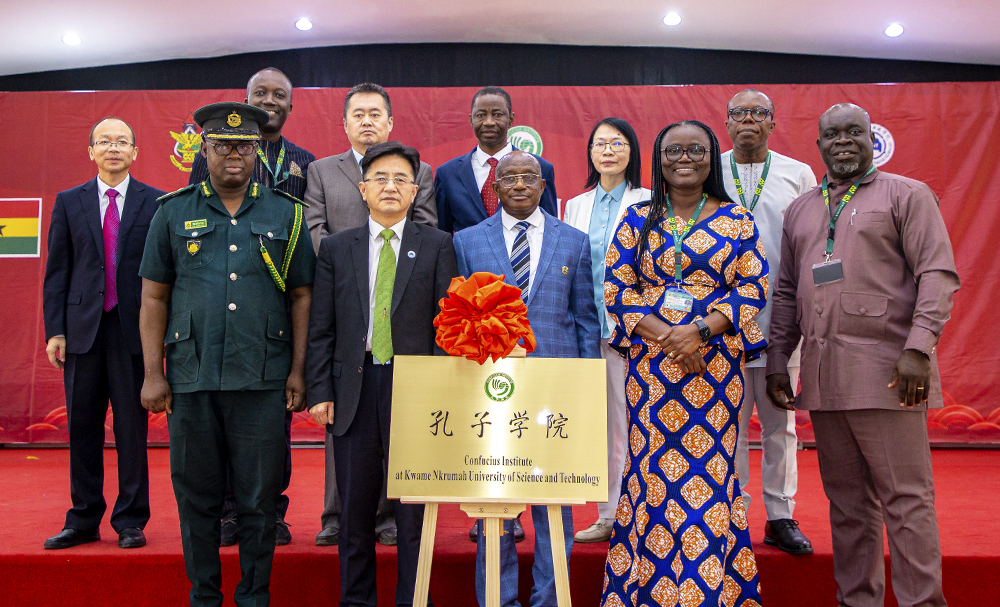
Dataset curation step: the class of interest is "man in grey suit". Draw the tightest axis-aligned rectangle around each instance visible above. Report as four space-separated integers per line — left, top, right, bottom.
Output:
303 83 437 547
304 82 436 250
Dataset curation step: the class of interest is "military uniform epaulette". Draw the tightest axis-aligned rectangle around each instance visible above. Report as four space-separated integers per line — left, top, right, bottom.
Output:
156 183 198 204
273 189 309 207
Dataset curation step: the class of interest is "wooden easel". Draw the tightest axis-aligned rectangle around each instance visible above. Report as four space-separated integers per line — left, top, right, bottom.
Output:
406 498 580 607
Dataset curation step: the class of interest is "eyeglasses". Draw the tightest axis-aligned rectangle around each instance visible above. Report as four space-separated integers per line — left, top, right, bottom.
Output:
497 173 541 188
663 145 707 162
728 107 773 122
364 176 416 188
206 141 258 156
591 141 629 152
91 140 134 150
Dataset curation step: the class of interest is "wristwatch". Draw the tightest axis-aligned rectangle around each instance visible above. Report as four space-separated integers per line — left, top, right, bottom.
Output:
694 319 712 342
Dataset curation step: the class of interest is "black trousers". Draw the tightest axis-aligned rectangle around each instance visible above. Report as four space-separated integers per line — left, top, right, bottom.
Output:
333 361 427 607
63 308 149 533
223 410 292 519
168 390 286 607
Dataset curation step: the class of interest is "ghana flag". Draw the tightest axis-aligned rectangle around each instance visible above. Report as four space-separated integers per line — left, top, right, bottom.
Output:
0 199 42 257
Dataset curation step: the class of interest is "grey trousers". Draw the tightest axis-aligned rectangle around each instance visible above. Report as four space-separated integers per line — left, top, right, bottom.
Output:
735 366 800 520
811 408 946 607
597 342 629 520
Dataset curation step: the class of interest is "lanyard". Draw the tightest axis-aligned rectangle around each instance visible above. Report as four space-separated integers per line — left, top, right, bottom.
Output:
730 151 771 212
664 193 709 283
256 141 287 186
821 165 876 260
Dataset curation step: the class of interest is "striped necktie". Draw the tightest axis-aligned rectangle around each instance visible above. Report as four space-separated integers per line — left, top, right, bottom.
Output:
371 228 396 363
510 221 530 298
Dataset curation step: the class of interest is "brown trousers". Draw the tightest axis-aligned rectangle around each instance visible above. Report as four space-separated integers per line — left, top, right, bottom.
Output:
811 409 947 607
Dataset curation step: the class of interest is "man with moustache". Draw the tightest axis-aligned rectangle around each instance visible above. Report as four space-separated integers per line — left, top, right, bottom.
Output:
139 102 315 607
453 150 600 607
42 117 165 550
304 82 436 547
190 68 314 200
306 141 456 607
189 67 314 547
767 103 958 607
434 86 557 234
720 88 816 555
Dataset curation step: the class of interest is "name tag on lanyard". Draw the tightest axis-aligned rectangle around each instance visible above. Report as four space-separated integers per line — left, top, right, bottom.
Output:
663 285 694 312
812 259 844 286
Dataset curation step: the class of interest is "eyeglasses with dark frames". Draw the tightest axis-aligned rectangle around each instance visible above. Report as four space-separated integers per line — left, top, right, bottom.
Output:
663 145 708 162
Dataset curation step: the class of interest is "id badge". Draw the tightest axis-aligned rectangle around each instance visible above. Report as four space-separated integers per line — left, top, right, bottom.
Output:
663 286 694 312
812 259 844 286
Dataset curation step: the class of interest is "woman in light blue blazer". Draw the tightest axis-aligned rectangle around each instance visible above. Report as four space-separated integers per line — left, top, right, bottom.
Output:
563 118 650 543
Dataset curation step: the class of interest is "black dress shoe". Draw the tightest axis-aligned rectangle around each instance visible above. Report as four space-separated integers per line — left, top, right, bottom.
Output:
44 528 100 550
118 527 146 549
764 519 813 555
220 513 238 547
315 526 339 546
511 515 525 543
378 526 397 546
275 518 292 546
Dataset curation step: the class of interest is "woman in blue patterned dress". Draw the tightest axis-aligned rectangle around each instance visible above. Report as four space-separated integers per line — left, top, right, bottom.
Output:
601 120 769 607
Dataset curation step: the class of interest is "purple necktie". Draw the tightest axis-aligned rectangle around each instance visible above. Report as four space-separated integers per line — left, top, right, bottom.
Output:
103 189 120 312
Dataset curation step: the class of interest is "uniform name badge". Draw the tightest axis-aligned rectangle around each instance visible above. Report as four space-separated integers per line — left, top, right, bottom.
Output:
663 285 694 312
813 259 844 285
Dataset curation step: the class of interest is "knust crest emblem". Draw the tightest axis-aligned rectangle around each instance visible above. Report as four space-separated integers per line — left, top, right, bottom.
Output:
169 114 203 173
507 125 543 156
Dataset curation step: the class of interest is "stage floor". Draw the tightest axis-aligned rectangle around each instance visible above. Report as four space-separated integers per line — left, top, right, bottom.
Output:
0 447 996 606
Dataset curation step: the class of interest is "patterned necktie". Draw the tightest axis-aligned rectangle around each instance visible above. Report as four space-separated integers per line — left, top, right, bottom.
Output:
371 228 396 363
102 189 120 312
481 157 499 216
510 221 531 298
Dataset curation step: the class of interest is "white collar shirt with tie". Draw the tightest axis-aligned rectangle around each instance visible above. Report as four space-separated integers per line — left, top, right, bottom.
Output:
97 174 129 227
473 142 514 192
366 216 405 355
500 206 544 297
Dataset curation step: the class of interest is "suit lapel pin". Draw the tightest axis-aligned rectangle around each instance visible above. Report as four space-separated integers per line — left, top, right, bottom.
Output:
407 250 416 259
562 266 568 274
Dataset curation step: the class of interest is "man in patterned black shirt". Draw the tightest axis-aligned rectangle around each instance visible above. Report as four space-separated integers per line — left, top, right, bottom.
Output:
189 68 315 547
189 68 315 201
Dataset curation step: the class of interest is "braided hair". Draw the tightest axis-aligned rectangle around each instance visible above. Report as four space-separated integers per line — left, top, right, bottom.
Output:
635 120 732 285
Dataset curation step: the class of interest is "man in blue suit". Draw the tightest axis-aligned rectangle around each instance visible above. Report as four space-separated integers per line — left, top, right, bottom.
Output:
42 117 166 550
434 86 557 233
453 150 601 607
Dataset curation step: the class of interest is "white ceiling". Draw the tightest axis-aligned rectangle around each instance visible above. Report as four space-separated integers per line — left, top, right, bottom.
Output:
3 0 999 78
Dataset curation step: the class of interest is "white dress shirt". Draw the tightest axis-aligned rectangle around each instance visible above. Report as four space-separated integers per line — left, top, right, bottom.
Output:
500 206 544 297
366 216 405 361
720 149 816 368
473 143 514 192
97 174 129 227
352 147 365 172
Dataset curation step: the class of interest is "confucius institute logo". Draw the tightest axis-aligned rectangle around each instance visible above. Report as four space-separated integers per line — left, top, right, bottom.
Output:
485 372 515 402
169 114 204 173
871 123 895 168
508 126 543 156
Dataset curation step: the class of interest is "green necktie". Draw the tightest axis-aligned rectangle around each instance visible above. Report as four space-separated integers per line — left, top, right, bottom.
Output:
372 228 396 363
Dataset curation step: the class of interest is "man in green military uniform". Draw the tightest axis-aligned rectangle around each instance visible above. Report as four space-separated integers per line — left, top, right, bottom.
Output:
138 102 315 607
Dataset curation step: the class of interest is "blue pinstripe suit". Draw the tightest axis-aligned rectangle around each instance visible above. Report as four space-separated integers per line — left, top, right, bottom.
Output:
453 208 601 607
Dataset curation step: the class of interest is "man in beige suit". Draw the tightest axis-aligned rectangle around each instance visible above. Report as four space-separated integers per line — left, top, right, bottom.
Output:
304 82 436 250
303 82 437 547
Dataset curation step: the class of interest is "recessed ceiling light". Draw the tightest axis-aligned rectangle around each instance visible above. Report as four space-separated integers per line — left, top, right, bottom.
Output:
295 18 313 31
663 12 682 26
62 33 81 46
885 23 904 37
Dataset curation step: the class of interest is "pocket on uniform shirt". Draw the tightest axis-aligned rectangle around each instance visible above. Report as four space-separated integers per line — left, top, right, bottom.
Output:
164 311 199 384
251 223 290 273
263 310 292 381
176 222 216 270
838 292 888 345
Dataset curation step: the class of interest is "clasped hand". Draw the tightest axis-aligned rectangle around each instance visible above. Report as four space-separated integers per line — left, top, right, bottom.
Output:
657 324 706 375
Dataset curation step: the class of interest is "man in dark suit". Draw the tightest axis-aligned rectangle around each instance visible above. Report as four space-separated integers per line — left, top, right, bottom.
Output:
304 83 438 547
42 117 166 550
306 141 457 607
434 86 558 234
453 150 600 607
